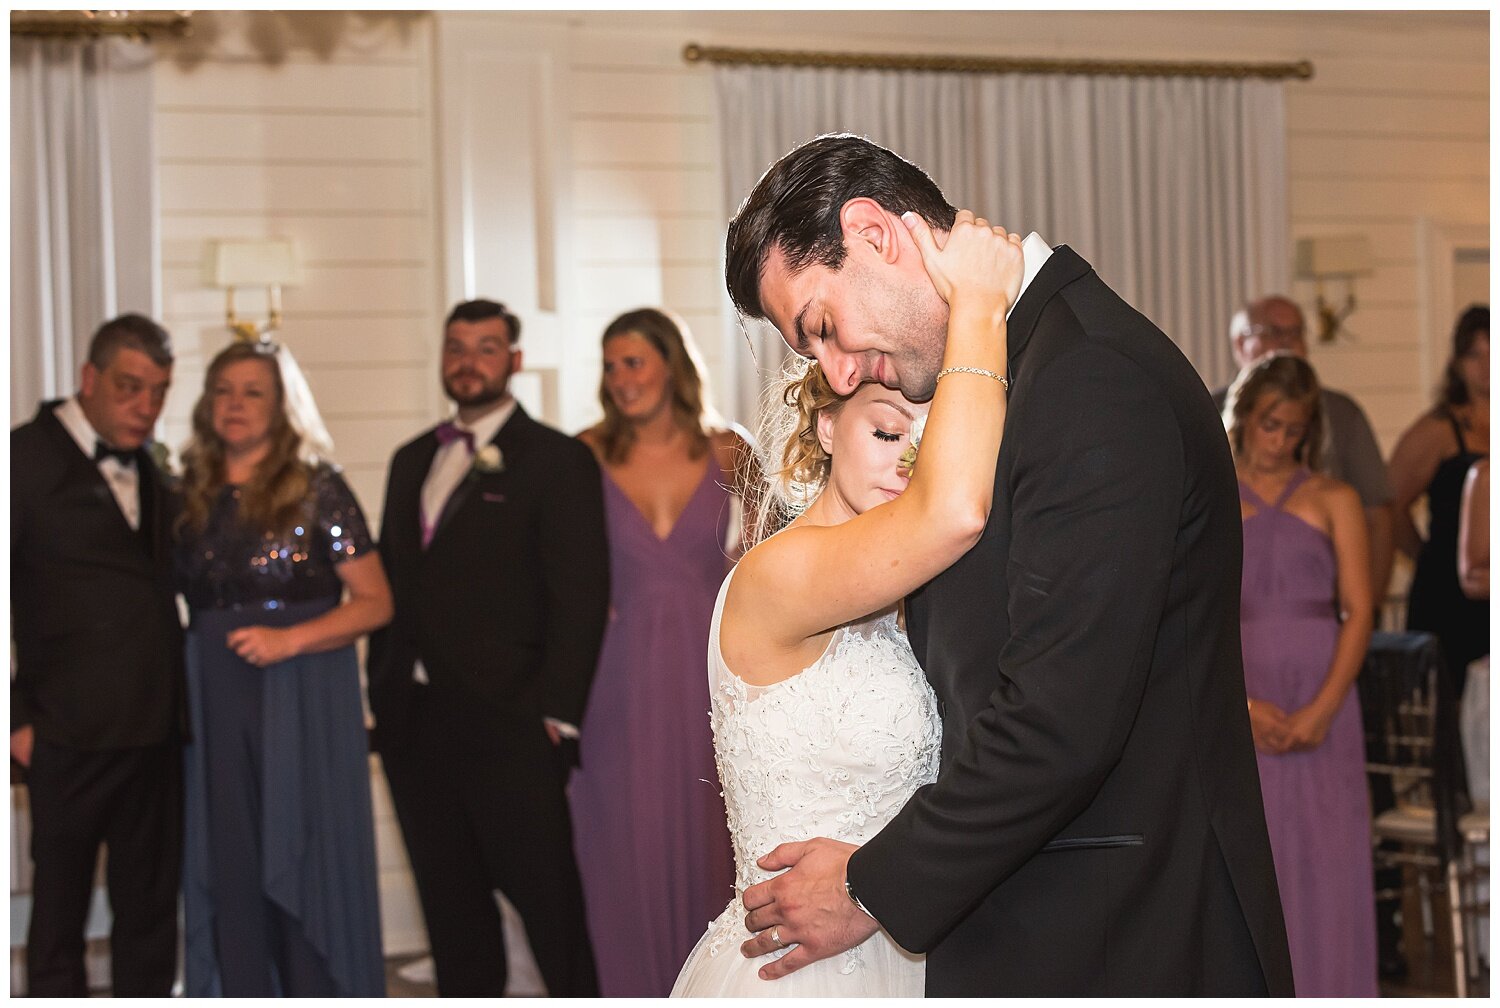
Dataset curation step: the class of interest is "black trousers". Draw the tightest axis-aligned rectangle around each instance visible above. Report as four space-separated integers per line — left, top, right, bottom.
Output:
24 736 182 996
380 695 598 997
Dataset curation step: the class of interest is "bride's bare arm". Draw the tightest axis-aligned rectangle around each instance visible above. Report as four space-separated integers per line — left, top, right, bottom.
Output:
736 212 1022 648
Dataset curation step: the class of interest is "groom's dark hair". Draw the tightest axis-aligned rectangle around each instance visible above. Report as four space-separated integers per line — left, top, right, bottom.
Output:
724 134 956 321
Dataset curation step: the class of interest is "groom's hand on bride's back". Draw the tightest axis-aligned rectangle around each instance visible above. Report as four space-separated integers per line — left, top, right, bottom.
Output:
739 837 879 979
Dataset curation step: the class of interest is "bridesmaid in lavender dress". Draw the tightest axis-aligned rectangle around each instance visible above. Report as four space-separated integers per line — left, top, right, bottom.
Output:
1225 354 1377 996
571 308 753 996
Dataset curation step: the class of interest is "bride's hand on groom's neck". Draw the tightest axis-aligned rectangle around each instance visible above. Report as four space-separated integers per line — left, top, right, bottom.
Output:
903 209 1024 320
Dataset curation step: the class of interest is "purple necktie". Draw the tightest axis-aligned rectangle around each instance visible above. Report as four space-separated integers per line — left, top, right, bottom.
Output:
435 421 475 453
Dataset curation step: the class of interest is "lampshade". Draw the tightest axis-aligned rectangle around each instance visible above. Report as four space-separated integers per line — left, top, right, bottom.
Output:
1294 236 1374 279
202 238 300 288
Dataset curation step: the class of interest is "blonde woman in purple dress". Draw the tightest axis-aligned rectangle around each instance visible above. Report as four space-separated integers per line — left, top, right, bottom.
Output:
1225 353 1376 996
570 308 754 996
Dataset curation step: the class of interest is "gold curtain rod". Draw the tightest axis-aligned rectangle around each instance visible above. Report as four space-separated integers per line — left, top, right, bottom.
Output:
683 43 1313 81
11 10 194 40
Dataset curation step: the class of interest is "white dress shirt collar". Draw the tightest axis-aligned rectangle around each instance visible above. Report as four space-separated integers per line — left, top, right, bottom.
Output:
55 395 118 460
1007 232 1054 320
452 395 517 448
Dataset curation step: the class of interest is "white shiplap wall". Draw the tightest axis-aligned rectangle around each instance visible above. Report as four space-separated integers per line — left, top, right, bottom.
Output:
154 15 441 522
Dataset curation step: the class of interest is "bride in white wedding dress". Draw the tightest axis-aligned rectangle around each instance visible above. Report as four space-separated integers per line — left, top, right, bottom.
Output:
671 212 1022 997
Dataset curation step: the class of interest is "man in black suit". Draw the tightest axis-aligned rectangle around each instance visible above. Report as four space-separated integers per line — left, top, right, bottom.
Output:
370 299 608 996
726 135 1294 995
11 313 184 996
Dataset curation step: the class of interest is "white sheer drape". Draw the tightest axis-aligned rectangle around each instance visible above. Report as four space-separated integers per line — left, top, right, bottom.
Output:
715 65 1289 420
10 37 158 425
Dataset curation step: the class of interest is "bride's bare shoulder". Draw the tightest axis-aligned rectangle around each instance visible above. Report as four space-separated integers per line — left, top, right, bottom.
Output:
722 529 835 686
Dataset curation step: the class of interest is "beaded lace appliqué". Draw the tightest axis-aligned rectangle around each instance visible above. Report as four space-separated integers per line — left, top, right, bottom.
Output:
703 611 941 974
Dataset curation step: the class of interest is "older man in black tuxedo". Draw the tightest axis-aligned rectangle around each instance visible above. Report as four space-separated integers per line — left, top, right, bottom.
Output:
370 299 609 996
726 135 1294 996
11 314 184 996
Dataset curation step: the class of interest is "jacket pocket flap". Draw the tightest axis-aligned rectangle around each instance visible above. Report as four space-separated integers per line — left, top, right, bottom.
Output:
1040 833 1144 853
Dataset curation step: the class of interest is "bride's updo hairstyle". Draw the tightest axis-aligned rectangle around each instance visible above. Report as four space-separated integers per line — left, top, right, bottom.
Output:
750 358 850 543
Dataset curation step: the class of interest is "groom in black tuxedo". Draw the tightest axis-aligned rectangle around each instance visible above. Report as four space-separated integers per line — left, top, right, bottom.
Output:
727 135 1294 995
369 299 608 996
11 314 184 995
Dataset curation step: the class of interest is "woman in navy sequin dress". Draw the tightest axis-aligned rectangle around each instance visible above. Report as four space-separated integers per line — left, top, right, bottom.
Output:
176 339 393 996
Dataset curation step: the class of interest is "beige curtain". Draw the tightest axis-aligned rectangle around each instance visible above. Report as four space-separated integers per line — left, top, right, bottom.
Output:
10 36 158 425
714 64 1290 420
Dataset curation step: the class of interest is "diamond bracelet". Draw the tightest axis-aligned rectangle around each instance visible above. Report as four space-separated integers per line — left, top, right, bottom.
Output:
936 365 1009 391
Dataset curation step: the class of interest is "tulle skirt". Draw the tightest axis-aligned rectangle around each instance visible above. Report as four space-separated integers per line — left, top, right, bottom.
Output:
671 900 924 998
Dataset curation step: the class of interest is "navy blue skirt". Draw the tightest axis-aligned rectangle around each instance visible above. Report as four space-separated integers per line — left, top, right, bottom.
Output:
182 597 384 996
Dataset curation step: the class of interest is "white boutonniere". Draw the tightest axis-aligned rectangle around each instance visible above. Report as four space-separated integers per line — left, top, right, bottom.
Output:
896 414 927 476
471 444 504 476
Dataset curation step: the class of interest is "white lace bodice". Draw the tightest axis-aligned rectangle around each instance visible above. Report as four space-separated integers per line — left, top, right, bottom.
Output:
707 566 942 902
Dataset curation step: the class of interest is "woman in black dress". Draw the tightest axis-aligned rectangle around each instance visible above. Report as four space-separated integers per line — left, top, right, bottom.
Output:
1389 305 1489 693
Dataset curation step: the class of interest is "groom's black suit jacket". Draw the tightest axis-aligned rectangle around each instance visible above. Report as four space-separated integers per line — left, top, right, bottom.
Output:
848 247 1295 995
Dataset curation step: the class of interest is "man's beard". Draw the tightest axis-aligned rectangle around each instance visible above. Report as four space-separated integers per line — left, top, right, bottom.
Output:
443 373 508 409
861 265 946 402
898 356 940 402
894 322 948 402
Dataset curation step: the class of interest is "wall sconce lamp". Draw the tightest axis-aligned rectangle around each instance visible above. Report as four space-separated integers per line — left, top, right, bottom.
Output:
202 239 301 342
1294 235 1375 343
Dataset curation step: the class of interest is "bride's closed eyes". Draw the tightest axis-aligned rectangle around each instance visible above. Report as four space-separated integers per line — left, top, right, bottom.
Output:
867 399 913 444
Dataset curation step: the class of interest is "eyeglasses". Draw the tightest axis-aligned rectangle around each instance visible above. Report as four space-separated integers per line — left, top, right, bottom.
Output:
1246 323 1305 341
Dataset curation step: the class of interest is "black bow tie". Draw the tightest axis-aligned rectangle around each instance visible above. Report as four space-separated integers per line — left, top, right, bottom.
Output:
94 442 136 465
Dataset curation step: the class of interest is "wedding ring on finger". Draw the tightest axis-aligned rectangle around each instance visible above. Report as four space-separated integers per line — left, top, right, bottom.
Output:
770 926 787 950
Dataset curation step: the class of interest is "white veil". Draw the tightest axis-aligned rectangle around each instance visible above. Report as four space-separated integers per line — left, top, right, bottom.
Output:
248 334 334 461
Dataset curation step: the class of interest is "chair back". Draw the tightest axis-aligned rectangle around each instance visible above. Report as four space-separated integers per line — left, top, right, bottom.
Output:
1357 630 1469 864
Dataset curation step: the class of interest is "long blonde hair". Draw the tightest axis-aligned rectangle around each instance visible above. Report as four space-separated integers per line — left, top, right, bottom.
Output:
595 308 718 465
179 341 325 537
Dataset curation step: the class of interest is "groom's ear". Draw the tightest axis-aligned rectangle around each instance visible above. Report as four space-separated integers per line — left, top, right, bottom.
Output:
839 198 902 266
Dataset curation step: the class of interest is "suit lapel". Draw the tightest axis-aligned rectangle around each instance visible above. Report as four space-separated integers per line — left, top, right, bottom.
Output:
403 431 441 552
429 455 476 547
138 453 159 553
